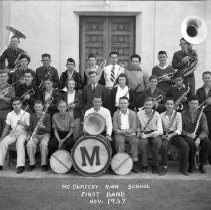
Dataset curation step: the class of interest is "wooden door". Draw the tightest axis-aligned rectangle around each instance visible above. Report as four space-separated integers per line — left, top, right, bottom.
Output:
79 16 135 77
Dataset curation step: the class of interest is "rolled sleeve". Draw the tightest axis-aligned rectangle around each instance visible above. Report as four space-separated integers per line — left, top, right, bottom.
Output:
105 110 113 136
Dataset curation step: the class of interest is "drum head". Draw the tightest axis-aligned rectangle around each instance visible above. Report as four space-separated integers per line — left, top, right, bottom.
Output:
111 153 133 175
50 150 72 174
71 135 111 176
84 113 105 135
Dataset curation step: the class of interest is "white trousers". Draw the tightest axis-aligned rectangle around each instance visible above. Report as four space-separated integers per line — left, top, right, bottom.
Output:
26 134 50 166
0 133 27 167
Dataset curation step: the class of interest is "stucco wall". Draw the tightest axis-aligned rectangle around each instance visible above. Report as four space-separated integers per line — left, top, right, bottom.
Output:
0 0 210 89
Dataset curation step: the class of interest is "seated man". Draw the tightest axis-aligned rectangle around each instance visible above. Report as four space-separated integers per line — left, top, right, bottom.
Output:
159 98 189 176
84 97 112 142
0 97 30 173
181 96 211 174
137 75 165 113
26 100 51 171
48 100 75 158
113 96 139 173
137 97 163 173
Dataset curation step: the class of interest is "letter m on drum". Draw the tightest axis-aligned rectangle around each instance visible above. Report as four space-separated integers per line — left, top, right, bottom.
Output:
80 146 101 166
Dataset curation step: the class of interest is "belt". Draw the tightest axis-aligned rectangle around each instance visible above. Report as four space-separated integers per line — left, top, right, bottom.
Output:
163 131 174 135
143 131 154 134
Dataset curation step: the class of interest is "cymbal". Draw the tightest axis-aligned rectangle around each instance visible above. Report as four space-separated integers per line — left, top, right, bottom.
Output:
6 26 26 39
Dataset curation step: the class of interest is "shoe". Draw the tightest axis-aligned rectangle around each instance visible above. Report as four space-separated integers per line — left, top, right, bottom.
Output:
16 166 25 174
41 165 48 171
132 161 140 173
141 166 148 173
199 165 207 174
27 165 35 171
159 167 167 176
152 165 158 174
179 170 189 176
0 165 3 171
188 166 195 173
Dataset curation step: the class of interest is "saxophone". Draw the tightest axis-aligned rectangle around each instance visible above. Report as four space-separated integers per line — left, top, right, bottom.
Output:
174 84 190 110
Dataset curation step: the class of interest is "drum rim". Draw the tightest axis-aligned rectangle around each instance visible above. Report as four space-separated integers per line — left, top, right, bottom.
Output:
71 135 111 176
83 113 106 135
50 149 72 174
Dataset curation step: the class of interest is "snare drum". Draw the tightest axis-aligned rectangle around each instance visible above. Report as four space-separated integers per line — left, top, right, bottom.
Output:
50 150 72 174
71 135 112 176
111 153 133 175
83 112 105 135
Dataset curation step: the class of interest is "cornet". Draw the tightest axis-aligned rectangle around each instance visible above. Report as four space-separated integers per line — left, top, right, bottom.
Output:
39 72 51 89
20 88 35 99
138 95 163 111
11 76 25 87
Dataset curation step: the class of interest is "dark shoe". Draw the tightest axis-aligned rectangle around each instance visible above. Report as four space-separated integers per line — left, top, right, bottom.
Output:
41 165 48 171
199 165 207 174
188 166 195 173
159 167 167 176
16 166 25 174
179 170 189 176
0 165 3 170
152 165 158 174
141 166 148 173
132 161 140 173
27 165 35 171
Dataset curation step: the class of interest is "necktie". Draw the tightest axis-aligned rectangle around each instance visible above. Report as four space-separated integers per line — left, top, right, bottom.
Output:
92 84 95 92
110 65 115 82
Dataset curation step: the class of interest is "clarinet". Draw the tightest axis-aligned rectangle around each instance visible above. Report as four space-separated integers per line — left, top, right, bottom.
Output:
193 105 205 135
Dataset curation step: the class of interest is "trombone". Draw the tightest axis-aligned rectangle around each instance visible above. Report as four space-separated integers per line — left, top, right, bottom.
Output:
138 95 163 111
20 88 35 100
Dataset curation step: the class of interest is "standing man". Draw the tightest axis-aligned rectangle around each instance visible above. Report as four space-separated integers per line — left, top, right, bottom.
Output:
137 97 163 173
126 54 149 95
84 97 112 142
99 51 125 89
59 58 83 92
152 51 176 95
181 96 211 174
172 38 198 95
137 75 165 113
0 97 30 173
159 98 189 176
26 100 51 171
36 54 59 88
113 96 139 173
83 54 103 86
0 70 15 136
82 71 106 114
0 35 25 84
12 53 36 86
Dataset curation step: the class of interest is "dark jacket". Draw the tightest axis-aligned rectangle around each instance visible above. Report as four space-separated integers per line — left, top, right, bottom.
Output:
110 86 135 115
36 66 59 88
61 90 82 119
196 86 211 112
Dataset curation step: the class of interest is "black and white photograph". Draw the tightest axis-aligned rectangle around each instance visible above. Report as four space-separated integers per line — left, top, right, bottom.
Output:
0 0 211 209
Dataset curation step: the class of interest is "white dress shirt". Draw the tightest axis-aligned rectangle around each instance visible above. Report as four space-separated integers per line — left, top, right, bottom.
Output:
67 91 75 104
115 85 129 107
6 110 30 134
84 107 113 136
103 64 125 88
120 109 130 130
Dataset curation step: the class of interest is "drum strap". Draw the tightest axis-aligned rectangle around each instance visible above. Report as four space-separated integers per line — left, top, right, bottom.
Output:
143 110 156 132
164 111 178 135
51 153 70 170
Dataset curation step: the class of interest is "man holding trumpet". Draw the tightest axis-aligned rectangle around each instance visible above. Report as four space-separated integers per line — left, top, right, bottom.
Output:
0 97 30 173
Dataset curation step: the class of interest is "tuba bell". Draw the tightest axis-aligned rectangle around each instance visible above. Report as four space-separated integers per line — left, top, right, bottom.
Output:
181 16 207 45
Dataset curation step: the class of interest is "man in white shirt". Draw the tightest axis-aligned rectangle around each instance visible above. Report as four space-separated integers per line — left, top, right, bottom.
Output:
0 97 30 173
113 96 139 173
137 97 163 173
99 51 125 89
84 97 112 141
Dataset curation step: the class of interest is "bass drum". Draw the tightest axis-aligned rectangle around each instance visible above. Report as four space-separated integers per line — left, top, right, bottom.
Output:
83 112 105 135
111 153 133 175
50 149 72 174
71 135 111 176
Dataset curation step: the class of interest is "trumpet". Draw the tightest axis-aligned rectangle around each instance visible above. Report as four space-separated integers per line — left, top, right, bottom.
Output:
20 88 35 99
11 76 25 87
157 72 175 83
138 95 163 111
174 84 190 110
67 99 79 111
39 71 51 89
0 87 10 96
198 97 210 109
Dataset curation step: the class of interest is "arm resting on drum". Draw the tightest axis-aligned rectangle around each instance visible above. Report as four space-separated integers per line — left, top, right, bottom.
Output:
54 128 61 142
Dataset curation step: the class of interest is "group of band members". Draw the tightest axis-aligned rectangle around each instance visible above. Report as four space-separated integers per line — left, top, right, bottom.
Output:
0 35 210 175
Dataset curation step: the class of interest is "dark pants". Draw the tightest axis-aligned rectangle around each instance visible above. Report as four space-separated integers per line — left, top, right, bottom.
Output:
139 136 162 166
183 136 211 167
48 131 74 158
160 136 189 171
204 111 211 162
184 75 195 96
0 109 11 137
